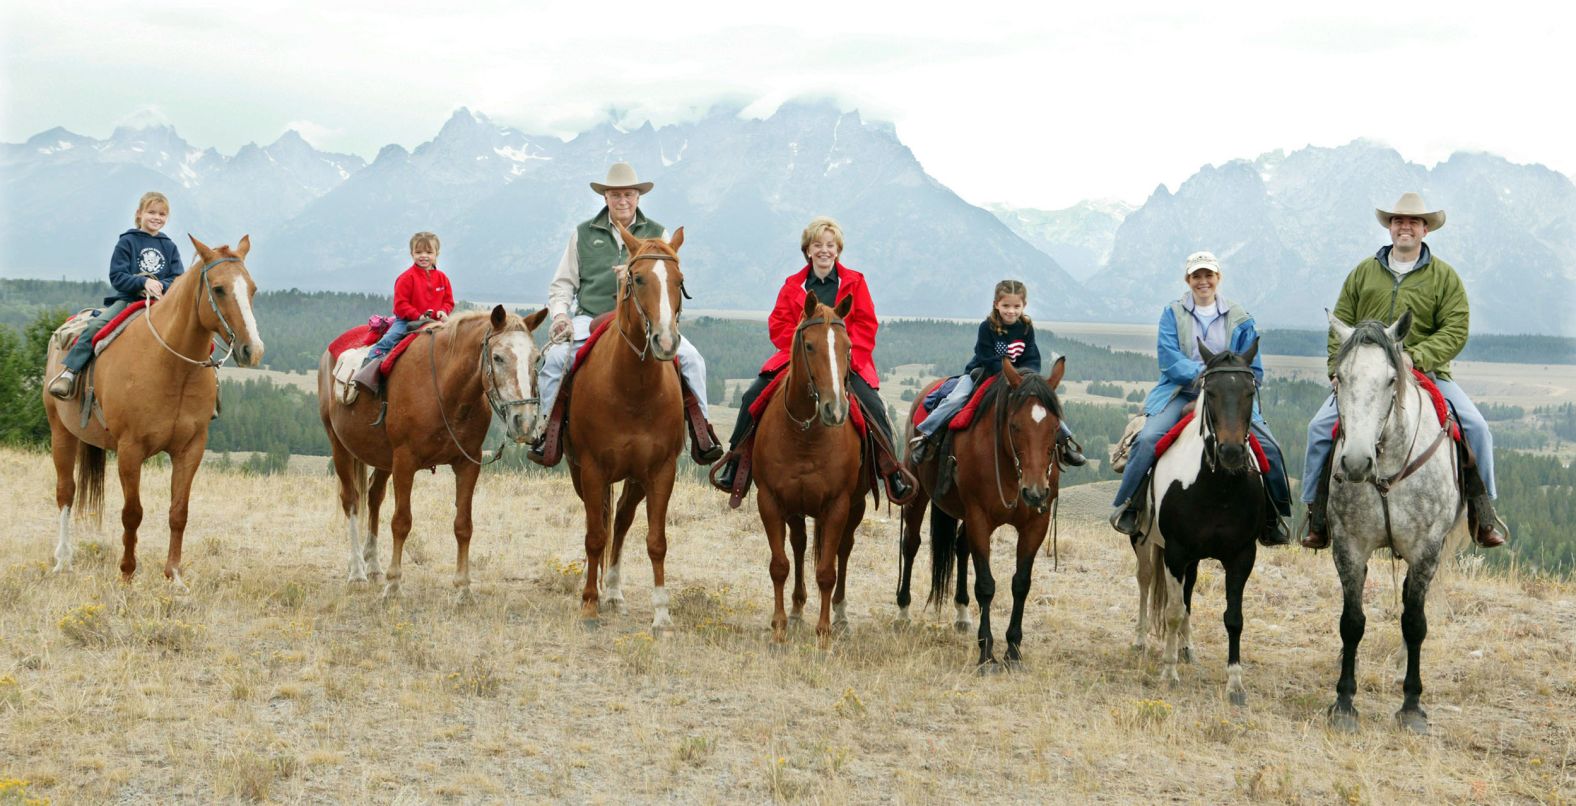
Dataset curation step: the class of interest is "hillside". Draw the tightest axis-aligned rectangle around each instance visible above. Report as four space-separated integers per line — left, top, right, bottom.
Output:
1 448 1571 802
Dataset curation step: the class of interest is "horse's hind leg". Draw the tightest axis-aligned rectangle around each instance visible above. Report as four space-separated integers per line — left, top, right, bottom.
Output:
365 469 390 581
603 481 646 616
383 457 417 599
1329 543 1369 732
954 522 971 632
831 497 863 635
788 515 809 626
812 504 852 648
1132 536 1153 651
1223 547 1256 706
1396 555 1440 734
48 416 79 573
1158 561 1187 686
1180 561 1199 663
164 442 205 591
327 432 368 582
450 460 481 597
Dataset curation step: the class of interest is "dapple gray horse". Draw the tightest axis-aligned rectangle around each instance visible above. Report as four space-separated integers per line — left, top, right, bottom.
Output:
1324 310 1464 734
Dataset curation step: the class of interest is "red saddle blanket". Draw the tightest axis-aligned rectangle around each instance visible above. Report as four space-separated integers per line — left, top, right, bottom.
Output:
1331 369 1461 442
909 374 999 431
1154 412 1270 473
749 369 868 437
327 324 420 377
90 299 150 347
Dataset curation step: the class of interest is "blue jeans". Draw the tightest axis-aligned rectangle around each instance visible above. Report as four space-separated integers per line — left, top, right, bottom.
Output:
1301 378 1494 502
538 314 711 422
62 300 131 372
1112 394 1291 517
365 318 410 362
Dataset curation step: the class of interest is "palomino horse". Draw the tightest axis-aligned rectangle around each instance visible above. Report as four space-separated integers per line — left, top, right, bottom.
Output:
1325 311 1463 734
896 358 1067 671
751 294 866 646
44 236 265 586
1132 340 1266 705
566 223 689 630
316 305 548 597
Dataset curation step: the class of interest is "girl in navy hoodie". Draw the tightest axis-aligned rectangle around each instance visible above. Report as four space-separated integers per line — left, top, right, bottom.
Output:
909 280 1085 466
49 191 185 398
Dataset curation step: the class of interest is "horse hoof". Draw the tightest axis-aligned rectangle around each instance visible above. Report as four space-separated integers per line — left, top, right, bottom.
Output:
1395 709 1430 735
1327 706 1360 733
601 598 627 615
976 659 1003 676
788 612 805 627
381 582 401 600
454 588 474 607
954 620 972 634
1180 646 1195 664
892 618 911 633
580 618 600 633
368 571 385 583
1229 690 1248 707
1003 657 1023 673
832 619 850 636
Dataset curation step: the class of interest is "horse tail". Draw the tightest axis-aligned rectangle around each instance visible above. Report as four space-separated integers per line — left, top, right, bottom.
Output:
926 503 958 609
349 456 369 519
74 443 105 526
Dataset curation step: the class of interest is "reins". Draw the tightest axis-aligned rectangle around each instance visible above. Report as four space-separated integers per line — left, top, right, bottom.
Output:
782 315 848 431
426 320 533 467
614 250 685 360
1195 364 1259 473
140 256 243 368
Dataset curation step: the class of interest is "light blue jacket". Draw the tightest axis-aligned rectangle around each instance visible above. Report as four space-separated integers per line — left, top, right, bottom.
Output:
1142 295 1265 416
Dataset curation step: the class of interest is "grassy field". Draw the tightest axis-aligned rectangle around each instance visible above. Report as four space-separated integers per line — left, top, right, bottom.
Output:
0 446 1572 803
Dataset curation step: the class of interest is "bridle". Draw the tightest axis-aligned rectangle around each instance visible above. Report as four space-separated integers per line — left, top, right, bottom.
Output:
990 382 1059 512
428 319 537 466
1195 364 1259 473
141 256 245 368
782 314 848 431
614 250 689 360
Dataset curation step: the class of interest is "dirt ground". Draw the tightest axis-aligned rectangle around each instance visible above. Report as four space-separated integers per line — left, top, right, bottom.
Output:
1 447 1572 803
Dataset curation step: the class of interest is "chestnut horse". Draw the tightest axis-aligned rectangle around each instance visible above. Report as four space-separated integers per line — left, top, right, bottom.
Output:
896 358 1067 671
751 294 866 646
317 305 548 598
44 236 266 586
566 223 688 630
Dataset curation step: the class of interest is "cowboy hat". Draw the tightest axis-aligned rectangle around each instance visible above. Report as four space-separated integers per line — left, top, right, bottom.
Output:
590 162 653 195
1375 192 1445 231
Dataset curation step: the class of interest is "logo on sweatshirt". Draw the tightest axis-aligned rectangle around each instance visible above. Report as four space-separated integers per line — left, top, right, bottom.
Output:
137 248 166 275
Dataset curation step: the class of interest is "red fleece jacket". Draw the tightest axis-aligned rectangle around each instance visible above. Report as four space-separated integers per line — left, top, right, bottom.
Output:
392 264 455 321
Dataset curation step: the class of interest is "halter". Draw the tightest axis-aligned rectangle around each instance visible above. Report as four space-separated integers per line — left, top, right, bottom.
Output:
614 250 685 359
427 320 536 466
782 315 849 431
989 380 1059 512
141 256 244 368
1195 364 1259 474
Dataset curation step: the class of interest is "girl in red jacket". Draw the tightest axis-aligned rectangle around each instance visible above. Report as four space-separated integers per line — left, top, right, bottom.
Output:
716 216 910 499
364 231 455 364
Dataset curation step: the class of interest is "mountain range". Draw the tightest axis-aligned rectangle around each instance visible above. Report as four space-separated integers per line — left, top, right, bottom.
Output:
3 105 1572 334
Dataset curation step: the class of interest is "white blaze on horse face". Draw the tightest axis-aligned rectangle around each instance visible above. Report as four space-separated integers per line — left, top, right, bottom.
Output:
825 326 843 412
231 278 264 357
1031 403 1047 423
651 262 676 350
1335 346 1396 473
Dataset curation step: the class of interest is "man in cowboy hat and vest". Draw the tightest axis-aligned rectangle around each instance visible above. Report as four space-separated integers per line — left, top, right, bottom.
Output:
528 162 723 465
1299 192 1506 550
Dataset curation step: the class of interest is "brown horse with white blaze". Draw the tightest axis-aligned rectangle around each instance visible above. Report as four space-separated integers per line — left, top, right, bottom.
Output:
567 223 688 631
44 236 266 586
751 294 866 646
316 305 548 597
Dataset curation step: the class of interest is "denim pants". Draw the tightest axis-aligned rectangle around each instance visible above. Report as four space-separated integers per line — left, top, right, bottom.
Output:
916 372 1074 442
1113 394 1291 517
1301 378 1495 502
538 313 710 420
365 317 410 361
62 300 131 373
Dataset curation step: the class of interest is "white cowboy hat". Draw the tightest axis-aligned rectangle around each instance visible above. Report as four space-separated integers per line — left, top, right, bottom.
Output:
590 162 653 195
1184 251 1222 275
1375 192 1445 232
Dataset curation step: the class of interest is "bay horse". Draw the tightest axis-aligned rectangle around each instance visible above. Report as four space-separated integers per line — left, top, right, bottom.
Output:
1132 340 1266 705
896 357 1067 671
316 305 548 598
1324 311 1463 734
44 236 266 586
566 223 688 631
750 294 866 646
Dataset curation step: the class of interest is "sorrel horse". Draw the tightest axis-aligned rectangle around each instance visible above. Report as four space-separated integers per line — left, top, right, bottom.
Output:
750 294 866 645
44 236 266 586
896 358 1067 671
1132 340 1267 705
567 223 688 631
317 305 548 597
1324 311 1464 734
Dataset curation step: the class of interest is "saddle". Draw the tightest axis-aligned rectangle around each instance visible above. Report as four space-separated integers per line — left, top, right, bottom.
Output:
907 373 1001 497
529 314 719 468
329 318 434 400
1153 412 1270 472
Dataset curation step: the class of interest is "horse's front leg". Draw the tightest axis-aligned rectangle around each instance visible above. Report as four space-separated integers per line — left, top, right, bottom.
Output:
758 489 791 642
48 420 79 574
1158 547 1188 686
1132 536 1154 652
813 502 851 649
641 463 677 633
964 509 999 672
954 521 972 632
165 442 206 591
450 460 481 599
604 481 647 616
1223 546 1256 706
579 466 612 626
831 496 862 635
116 445 148 581
382 455 417 599
1396 554 1441 734
1003 518 1050 670
1329 541 1369 732
788 515 808 626
895 492 928 623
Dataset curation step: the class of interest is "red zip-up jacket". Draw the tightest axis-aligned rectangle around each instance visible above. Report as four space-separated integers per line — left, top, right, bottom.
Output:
392 264 455 321
759 263 880 388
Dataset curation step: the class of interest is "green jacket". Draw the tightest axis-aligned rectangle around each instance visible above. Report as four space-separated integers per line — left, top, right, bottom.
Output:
1326 243 1469 380
574 207 665 318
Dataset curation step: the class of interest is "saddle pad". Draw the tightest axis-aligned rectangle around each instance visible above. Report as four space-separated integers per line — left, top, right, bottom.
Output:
1330 368 1461 442
912 378 948 427
52 307 101 351
947 374 999 431
327 323 421 378
570 316 616 374
748 369 867 436
923 376 961 412
332 347 370 404
91 299 151 347
1154 412 1269 473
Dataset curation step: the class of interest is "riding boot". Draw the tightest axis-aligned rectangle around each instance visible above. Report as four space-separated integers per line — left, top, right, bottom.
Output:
716 455 739 491
1058 431 1087 468
1299 463 1332 549
1259 489 1292 546
1463 467 1508 548
1110 473 1151 536
908 432 938 465
47 368 78 400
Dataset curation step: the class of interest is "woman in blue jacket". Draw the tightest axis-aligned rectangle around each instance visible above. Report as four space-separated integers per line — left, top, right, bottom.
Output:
1109 251 1291 545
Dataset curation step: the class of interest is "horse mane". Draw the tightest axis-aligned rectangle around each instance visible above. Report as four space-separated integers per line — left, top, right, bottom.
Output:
981 369 1062 424
1189 348 1251 392
1332 319 1409 413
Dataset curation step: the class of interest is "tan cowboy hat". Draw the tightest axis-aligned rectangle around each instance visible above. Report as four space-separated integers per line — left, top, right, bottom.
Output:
590 162 653 195
1184 251 1222 275
1375 192 1445 231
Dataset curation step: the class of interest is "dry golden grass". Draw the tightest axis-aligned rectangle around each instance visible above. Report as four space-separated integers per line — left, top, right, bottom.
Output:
1 446 1573 803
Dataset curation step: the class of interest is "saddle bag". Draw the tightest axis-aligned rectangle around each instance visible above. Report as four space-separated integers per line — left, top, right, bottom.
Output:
1109 413 1147 473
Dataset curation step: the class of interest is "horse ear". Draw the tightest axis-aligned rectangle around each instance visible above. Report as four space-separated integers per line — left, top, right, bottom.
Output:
1326 308 1356 344
801 292 818 319
1388 310 1413 343
524 307 549 332
235 235 251 259
668 226 683 252
833 295 853 319
1197 338 1216 364
616 222 642 256
1003 357 1022 387
189 234 214 261
490 304 507 330
1047 355 1066 389
1241 336 1259 366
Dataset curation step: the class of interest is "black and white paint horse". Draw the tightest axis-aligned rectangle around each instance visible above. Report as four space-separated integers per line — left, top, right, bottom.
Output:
1133 340 1267 705
1325 311 1463 734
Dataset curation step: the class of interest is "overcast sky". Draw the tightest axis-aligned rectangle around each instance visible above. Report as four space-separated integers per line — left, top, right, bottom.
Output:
2 1 1568 210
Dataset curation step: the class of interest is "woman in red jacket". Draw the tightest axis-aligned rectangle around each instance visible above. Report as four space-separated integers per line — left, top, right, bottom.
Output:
716 217 910 499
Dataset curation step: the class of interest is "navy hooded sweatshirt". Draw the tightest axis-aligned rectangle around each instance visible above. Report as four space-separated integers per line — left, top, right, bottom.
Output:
106 228 185 304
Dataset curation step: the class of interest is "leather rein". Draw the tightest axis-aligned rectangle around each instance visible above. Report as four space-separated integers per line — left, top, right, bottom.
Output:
141 256 245 368
1195 364 1260 474
613 250 689 360
426 319 537 466
1332 362 1454 546
782 315 849 431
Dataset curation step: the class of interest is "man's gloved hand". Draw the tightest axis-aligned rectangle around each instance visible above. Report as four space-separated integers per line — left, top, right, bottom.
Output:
550 314 573 343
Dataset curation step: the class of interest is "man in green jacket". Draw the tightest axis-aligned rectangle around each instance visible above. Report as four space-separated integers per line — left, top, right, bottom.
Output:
1300 192 1505 549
